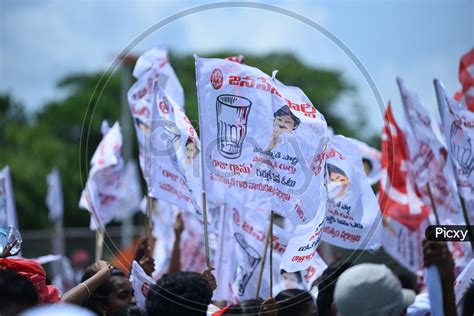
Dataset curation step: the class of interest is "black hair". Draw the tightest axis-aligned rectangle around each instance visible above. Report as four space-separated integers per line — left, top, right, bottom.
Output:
316 261 352 316
185 137 200 158
362 158 373 171
462 284 474 316
275 289 314 316
110 304 144 316
223 299 263 315
146 272 213 316
81 267 127 314
280 269 303 284
273 105 301 129
327 163 347 178
0 269 38 312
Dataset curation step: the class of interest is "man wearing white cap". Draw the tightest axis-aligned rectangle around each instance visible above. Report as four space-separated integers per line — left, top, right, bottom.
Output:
333 263 416 316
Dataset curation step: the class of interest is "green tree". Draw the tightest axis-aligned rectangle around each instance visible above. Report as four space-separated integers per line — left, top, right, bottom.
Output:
1 52 369 230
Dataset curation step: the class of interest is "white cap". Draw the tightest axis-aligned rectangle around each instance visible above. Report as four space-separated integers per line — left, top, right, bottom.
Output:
334 263 416 316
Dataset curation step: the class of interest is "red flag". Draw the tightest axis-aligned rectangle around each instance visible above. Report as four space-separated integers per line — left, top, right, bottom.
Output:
378 103 430 231
454 48 474 111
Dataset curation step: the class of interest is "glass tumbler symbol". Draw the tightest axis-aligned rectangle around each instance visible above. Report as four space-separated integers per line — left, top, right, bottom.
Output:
216 95 252 159
233 232 261 296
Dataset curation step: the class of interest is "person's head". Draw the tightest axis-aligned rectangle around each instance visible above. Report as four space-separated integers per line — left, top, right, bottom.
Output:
280 270 302 290
110 304 144 316
185 138 199 161
316 261 352 316
146 272 213 316
0 269 38 316
327 164 348 183
275 289 316 316
462 284 474 316
71 249 90 270
223 299 263 315
81 268 135 315
334 263 415 316
273 105 301 134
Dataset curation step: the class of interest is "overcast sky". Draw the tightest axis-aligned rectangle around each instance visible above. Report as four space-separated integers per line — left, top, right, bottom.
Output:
1 0 472 135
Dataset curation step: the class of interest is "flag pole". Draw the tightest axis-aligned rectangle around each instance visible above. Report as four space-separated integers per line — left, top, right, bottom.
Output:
145 196 155 240
95 226 105 261
426 183 440 225
202 192 212 269
255 212 273 299
269 210 274 299
458 194 474 251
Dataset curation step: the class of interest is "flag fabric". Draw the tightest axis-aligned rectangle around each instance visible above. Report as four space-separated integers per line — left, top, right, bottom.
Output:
46 169 64 223
112 161 143 220
398 78 471 269
382 216 425 274
195 55 328 226
454 259 474 306
148 81 203 215
227 204 291 301
79 121 124 230
128 47 184 187
435 79 474 201
131 47 184 109
322 135 382 250
350 138 382 185
378 104 430 231
150 201 206 280
130 260 154 311
150 200 178 280
280 202 326 272
0 166 18 229
454 48 474 112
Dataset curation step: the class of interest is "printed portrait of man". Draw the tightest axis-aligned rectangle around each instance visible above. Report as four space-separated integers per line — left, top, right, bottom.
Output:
265 105 301 152
327 163 351 204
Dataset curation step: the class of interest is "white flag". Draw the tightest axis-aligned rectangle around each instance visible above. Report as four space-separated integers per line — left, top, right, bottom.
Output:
46 169 64 223
79 121 124 230
195 55 328 225
149 82 202 215
128 47 185 188
454 259 474 306
322 135 382 250
0 166 18 228
280 202 326 272
113 161 143 220
382 216 425 274
350 138 382 185
227 204 291 301
130 260 155 311
435 79 474 200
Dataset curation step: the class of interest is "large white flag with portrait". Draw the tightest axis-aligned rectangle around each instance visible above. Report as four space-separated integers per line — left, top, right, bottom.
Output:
398 78 471 269
148 82 202 216
435 79 474 200
128 47 185 188
322 135 382 250
195 56 328 225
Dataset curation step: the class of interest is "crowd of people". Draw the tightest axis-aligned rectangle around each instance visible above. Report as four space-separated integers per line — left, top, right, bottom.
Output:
1 223 473 316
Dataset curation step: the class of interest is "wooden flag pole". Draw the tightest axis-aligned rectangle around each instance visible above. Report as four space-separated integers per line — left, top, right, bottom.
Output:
255 212 273 300
269 211 274 299
201 191 217 291
426 183 440 226
458 194 474 251
145 196 155 240
95 226 105 261
202 192 212 269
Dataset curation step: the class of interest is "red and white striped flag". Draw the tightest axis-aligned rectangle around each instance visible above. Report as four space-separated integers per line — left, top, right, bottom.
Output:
454 48 474 112
378 104 430 231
